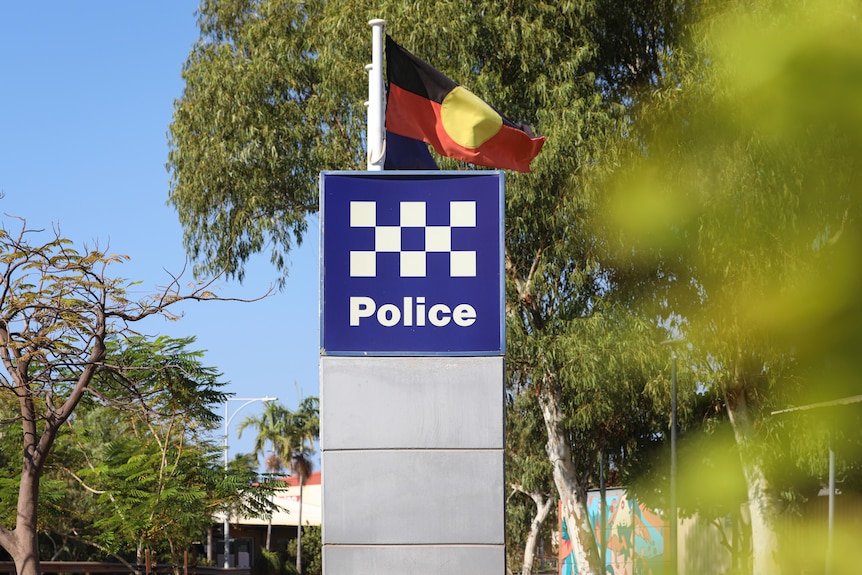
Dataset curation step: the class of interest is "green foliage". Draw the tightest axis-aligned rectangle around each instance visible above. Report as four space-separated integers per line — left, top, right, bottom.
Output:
603 0 862 462
79 427 221 555
0 394 19 529
0 305 275 563
257 548 282 575
507 388 553 495
603 0 862 403
41 335 268 563
98 335 227 424
169 2 697 573
286 525 320 575
252 525 321 575
168 0 352 282
169 0 684 285
0 220 234 572
237 397 319 477
600 0 862 571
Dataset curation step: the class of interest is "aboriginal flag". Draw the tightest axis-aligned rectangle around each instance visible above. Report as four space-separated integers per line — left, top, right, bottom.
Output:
385 36 545 173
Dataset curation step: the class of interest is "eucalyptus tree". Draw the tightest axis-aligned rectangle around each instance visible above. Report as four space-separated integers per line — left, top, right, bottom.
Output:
600 1 862 572
0 219 254 575
506 387 555 575
168 2 692 573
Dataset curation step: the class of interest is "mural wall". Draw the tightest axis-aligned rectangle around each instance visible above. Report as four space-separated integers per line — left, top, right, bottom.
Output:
559 488 666 575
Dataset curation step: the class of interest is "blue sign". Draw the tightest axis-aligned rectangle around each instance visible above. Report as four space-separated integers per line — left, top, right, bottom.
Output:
320 171 504 355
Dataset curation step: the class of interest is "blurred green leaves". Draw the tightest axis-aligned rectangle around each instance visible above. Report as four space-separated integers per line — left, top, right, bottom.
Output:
600 1 862 570
603 0 862 403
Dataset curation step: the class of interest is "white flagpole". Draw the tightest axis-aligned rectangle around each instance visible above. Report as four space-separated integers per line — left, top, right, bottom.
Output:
367 18 386 170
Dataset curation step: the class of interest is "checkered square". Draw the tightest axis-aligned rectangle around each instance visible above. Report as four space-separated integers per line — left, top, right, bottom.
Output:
349 200 477 278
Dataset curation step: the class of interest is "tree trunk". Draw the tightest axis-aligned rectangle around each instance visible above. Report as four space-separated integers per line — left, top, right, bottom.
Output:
0 403 62 575
725 357 781 575
265 519 272 552
537 377 603 575
207 528 214 565
295 481 304 575
742 464 779 575
11 537 40 575
6 463 44 575
169 539 182 575
520 490 554 575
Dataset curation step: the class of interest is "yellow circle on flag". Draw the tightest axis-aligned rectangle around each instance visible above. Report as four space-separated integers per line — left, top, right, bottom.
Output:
441 86 502 149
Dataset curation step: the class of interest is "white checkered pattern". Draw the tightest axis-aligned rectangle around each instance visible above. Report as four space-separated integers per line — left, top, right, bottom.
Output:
349 200 477 278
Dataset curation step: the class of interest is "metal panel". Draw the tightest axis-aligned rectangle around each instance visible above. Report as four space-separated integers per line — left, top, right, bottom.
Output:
321 356 504 450
323 545 505 575
323 450 504 545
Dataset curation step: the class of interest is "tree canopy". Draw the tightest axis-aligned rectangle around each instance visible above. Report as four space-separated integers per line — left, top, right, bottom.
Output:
169 2 693 574
599 1 862 572
62 336 270 568
0 220 259 575
167 0 686 285
168 1 862 573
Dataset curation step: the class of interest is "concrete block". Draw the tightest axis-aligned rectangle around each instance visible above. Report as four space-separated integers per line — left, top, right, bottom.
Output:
320 356 504 450
323 449 504 545
323 545 505 575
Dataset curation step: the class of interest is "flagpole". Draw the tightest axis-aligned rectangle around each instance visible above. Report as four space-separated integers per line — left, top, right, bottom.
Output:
366 19 386 171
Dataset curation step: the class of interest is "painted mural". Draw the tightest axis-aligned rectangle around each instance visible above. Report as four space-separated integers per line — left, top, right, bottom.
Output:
559 488 666 575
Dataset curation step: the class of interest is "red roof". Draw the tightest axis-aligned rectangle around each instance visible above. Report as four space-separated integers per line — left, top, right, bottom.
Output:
280 471 321 487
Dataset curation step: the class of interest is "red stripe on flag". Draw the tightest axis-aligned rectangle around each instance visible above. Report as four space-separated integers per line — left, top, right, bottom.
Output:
387 84 544 172
386 83 442 146
470 124 546 173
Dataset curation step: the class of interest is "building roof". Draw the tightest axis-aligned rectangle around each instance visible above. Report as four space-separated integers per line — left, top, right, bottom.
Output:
280 471 321 487
216 471 322 527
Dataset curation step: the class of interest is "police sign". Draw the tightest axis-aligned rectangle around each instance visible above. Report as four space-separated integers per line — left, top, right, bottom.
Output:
320 171 504 355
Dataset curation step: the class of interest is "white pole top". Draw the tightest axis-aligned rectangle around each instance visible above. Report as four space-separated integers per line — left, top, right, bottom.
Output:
366 19 386 170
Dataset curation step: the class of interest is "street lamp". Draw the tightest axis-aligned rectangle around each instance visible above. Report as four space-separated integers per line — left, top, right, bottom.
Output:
661 339 683 575
223 396 277 569
771 394 862 575
670 348 678 575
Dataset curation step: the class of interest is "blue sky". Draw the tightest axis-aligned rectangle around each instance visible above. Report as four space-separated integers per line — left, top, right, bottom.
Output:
0 2 320 468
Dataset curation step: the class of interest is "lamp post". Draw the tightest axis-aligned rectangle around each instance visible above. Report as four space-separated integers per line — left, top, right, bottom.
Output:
661 339 683 575
223 396 277 569
771 394 862 575
670 348 678 575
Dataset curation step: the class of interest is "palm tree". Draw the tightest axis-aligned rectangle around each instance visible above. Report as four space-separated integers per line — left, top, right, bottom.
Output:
237 397 319 570
237 401 291 550
285 397 319 575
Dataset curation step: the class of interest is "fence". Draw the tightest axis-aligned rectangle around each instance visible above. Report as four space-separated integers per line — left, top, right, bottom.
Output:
0 563 250 575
